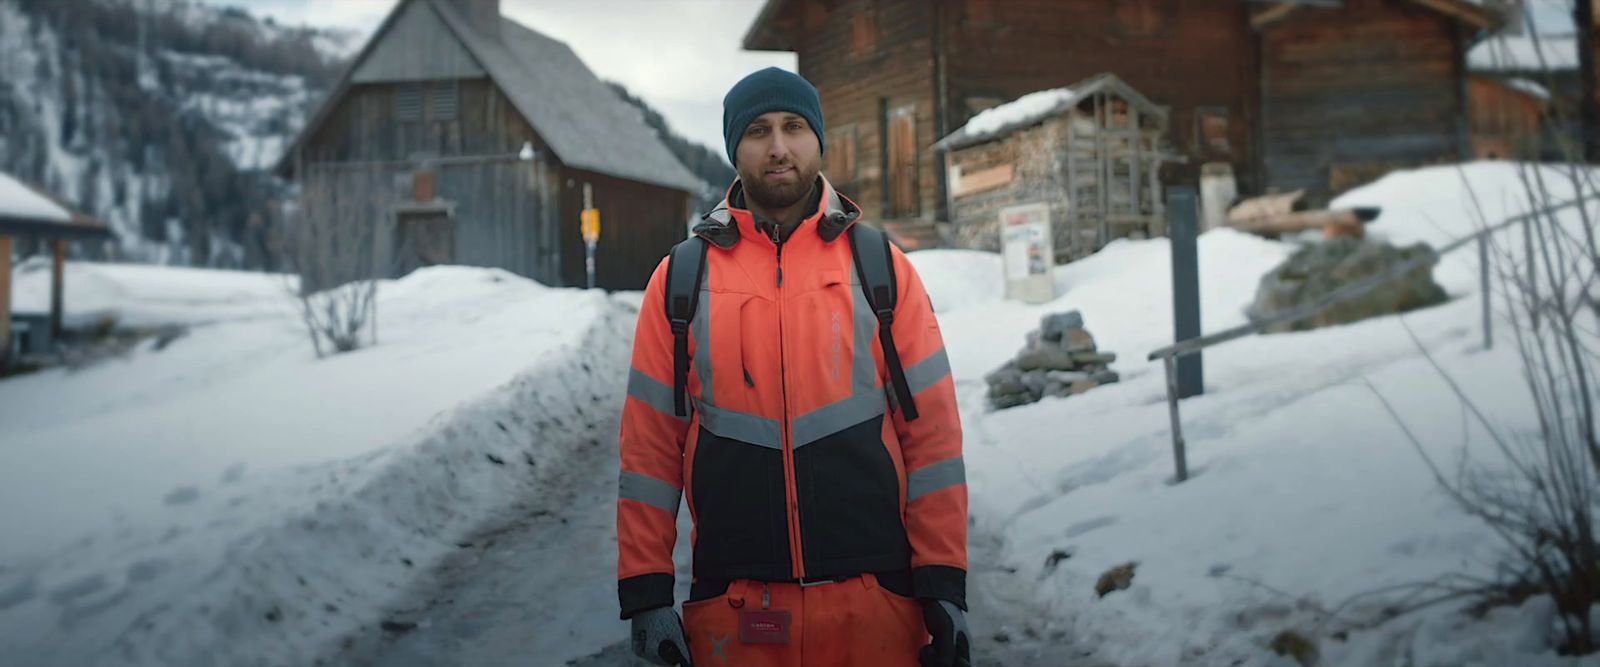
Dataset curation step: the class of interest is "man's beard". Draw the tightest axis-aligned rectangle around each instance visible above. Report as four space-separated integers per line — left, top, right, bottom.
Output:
741 162 820 211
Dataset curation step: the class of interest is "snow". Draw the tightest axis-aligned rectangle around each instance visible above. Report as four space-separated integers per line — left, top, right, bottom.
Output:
1504 76 1553 101
1469 34 1579 72
0 171 71 223
909 160 1600 666
9 256 297 329
3 161 1599 665
938 87 1078 149
0 265 634 665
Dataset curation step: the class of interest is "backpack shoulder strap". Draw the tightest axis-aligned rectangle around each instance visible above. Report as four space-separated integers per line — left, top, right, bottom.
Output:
664 237 709 417
848 224 920 421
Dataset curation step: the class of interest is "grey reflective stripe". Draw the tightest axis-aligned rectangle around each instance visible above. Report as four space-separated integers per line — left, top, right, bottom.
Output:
628 368 688 421
904 347 951 396
692 274 713 406
619 471 681 515
906 457 965 502
696 399 782 449
792 392 887 448
792 278 890 449
850 273 879 395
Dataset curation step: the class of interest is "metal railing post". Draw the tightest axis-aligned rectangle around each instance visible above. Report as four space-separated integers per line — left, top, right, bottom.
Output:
1163 354 1189 483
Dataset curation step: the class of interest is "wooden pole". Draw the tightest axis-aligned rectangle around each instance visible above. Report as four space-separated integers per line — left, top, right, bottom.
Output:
0 235 11 365
51 239 65 346
1164 355 1189 483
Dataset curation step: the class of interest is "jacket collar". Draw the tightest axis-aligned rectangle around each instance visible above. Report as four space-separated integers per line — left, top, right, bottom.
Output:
693 174 862 250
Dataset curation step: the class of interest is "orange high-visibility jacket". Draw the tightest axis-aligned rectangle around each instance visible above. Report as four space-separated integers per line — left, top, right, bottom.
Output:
617 176 967 619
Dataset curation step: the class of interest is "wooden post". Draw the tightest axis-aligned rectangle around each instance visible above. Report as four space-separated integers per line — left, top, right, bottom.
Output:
1480 233 1492 349
51 239 65 346
1164 354 1189 483
0 235 11 365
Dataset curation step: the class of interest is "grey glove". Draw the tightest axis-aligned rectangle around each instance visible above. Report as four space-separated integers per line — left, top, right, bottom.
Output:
630 606 692 666
919 599 971 667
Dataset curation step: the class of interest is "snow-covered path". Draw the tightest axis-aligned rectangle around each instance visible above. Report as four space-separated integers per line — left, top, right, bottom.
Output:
328 404 1108 667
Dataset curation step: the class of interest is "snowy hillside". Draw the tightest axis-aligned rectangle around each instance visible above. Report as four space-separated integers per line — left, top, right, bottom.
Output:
1 162 1596 666
0 0 344 266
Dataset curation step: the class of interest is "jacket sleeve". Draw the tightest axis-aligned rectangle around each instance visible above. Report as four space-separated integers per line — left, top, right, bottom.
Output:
885 245 968 610
616 257 690 619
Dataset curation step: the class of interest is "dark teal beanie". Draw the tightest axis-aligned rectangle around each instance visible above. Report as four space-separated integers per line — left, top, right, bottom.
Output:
722 67 825 167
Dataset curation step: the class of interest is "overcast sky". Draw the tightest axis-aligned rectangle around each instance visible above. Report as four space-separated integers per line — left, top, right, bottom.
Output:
203 0 795 159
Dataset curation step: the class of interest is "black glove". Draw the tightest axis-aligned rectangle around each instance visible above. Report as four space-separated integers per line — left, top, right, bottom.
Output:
919 599 971 667
630 606 693 666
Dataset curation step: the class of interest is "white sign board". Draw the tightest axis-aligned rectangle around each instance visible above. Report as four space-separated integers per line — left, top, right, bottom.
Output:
999 202 1055 304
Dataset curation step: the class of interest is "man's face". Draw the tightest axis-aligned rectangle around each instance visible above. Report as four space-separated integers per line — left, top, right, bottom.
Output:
735 112 822 211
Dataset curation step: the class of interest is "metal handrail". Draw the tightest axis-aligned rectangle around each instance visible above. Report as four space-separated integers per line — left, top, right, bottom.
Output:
1148 190 1600 482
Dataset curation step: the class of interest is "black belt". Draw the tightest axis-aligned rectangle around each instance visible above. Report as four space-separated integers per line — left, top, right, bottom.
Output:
688 569 914 601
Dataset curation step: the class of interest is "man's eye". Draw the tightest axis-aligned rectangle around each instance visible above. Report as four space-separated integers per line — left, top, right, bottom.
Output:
747 126 766 136
787 122 803 131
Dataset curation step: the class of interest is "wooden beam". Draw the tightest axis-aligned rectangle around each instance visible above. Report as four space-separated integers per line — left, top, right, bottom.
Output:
1251 4 1300 29
51 239 65 346
951 163 1014 198
1407 0 1498 30
0 236 11 366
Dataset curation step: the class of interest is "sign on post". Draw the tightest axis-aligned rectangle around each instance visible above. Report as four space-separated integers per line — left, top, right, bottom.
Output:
582 183 599 289
1000 202 1055 304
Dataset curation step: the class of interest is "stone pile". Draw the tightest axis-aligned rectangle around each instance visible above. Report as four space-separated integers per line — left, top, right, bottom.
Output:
985 310 1119 410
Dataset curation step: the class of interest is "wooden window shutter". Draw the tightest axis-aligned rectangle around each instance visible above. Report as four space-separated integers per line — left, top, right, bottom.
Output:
851 12 877 57
396 83 423 121
828 125 858 182
888 106 917 217
1113 0 1163 37
430 81 458 121
1195 107 1231 155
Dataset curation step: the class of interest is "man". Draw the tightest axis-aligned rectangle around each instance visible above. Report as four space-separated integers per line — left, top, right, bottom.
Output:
617 67 970 667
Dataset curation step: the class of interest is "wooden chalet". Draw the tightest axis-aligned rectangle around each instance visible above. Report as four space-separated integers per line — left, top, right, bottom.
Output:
744 0 1500 240
276 0 703 291
0 171 113 365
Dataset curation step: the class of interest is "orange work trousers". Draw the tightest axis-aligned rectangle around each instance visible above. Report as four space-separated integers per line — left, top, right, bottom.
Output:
681 573 927 667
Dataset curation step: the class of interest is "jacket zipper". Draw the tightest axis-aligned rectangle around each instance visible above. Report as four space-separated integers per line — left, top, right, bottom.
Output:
772 225 807 580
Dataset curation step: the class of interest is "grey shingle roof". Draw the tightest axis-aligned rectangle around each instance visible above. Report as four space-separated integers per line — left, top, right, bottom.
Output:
430 1 703 193
279 0 703 195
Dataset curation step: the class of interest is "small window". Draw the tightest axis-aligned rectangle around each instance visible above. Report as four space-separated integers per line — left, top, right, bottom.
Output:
828 124 858 182
430 81 458 121
395 83 423 122
851 12 877 57
1195 107 1230 155
1112 0 1164 37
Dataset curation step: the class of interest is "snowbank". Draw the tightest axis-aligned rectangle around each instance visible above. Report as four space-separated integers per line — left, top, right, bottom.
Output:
910 161 1600 666
9 257 298 330
0 265 634 666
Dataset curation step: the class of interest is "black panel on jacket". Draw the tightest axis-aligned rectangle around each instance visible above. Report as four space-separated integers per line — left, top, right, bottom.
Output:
793 415 911 576
690 426 794 581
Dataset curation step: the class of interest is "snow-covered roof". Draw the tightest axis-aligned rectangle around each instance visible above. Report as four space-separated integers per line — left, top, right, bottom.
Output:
0 171 71 224
1468 34 1579 72
1503 76 1552 101
934 73 1166 152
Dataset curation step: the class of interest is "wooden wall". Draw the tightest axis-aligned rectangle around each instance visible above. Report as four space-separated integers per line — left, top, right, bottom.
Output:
557 168 690 291
1468 75 1546 159
1259 0 1468 200
942 0 1259 193
788 0 940 222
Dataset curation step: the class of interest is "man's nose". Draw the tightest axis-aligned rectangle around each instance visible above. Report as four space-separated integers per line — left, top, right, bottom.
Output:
767 133 792 162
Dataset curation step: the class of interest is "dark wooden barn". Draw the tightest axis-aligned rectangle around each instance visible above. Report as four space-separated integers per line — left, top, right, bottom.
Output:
276 0 702 291
744 0 1499 237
